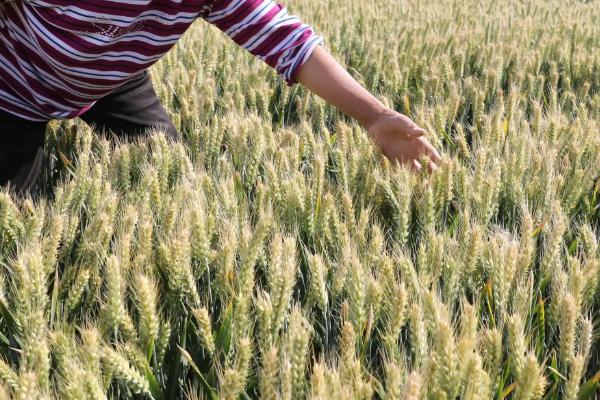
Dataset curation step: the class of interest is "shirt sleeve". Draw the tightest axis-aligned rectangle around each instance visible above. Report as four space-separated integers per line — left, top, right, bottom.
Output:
200 0 324 86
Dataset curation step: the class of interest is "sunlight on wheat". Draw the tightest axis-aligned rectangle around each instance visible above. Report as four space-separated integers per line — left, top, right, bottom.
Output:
0 0 599 398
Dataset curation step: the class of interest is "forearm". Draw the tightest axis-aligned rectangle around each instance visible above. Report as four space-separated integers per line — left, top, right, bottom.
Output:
295 46 387 129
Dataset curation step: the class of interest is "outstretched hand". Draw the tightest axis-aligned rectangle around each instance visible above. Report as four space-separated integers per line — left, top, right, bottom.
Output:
365 108 442 172
295 47 442 172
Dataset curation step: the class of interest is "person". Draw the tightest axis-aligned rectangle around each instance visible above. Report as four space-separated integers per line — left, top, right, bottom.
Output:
0 0 442 195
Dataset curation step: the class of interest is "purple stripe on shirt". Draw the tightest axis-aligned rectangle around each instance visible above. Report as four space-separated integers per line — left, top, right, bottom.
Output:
0 0 322 121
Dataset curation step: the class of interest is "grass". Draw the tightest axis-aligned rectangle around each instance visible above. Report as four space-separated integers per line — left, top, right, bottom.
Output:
0 0 599 398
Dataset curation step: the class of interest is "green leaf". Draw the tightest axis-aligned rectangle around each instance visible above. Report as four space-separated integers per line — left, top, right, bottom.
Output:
500 382 515 399
578 371 600 400
568 238 579 255
216 302 233 354
546 365 567 381
178 345 218 400
166 316 189 399
141 357 164 400
0 331 9 346
0 299 18 337
534 293 545 358
50 265 60 330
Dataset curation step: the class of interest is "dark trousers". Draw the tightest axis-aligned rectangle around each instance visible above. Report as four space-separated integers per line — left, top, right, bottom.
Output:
0 70 179 195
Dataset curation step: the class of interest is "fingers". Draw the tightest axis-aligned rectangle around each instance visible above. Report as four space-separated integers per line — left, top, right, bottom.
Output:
387 132 443 174
416 136 442 165
416 138 443 172
396 157 439 174
426 157 439 174
426 144 443 165
411 159 422 172
399 113 426 139
418 156 439 174
408 127 426 138
396 127 424 141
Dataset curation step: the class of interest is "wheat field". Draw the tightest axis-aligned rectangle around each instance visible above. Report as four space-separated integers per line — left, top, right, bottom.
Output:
0 0 599 398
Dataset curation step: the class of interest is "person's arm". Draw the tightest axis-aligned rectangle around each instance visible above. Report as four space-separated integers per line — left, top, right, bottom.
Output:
200 0 323 85
201 0 441 171
296 46 442 172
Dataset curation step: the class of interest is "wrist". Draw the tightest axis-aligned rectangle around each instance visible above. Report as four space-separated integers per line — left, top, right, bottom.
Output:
361 103 390 131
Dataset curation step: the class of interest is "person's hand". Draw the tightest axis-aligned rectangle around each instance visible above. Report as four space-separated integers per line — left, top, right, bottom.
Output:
294 47 442 172
365 108 442 172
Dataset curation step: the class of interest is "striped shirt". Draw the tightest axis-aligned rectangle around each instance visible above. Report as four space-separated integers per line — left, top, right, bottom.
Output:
0 0 323 121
